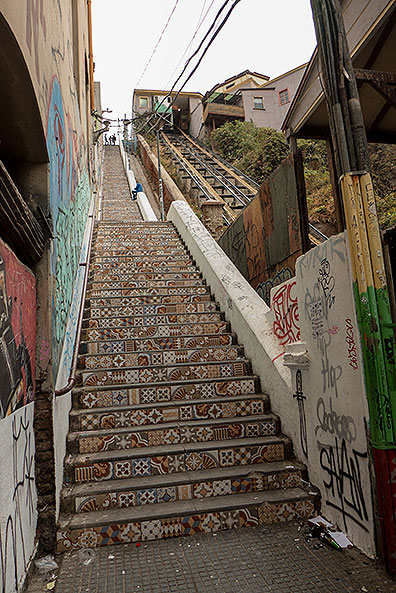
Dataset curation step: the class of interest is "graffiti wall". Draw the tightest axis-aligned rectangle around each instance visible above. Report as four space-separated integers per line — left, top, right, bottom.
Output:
46 77 91 374
218 153 303 304
0 239 37 593
291 233 375 555
0 239 36 419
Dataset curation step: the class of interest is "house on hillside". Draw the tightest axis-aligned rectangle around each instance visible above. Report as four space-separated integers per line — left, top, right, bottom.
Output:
201 69 270 132
132 89 203 136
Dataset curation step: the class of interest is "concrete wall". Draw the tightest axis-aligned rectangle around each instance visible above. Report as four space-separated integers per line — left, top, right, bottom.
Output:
137 134 187 213
0 2 94 590
290 233 375 555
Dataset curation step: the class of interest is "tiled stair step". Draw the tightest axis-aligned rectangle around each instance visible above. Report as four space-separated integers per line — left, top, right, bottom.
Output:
94 238 183 249
65 435 291 484
92 249 189 257
82 322 232 344
89 271 201 282
95 231 180 241
68 414 279 454
84 312 223 329
80 333 236 355
78 344 243 370
62 461 306 514
56 487 316 551
70 394 269 429
88 278 206 290
91 255 193 265
86 293 213 307
87 286 210 298
90 262 196 273
74 376 259 408
80 359 251 388
86 301 218 319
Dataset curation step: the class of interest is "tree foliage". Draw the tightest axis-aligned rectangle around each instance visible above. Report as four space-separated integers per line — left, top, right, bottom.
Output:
210 121 289 184
209 122 396 234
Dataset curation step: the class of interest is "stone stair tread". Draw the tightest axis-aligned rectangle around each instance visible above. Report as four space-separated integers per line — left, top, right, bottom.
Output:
65 461 305 498
70 393 268 415
68 413 277 439
68 434 289 464
59 487 310 529
79 373 259 392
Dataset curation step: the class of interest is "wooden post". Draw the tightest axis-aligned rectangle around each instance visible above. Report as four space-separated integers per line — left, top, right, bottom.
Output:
325 138 345 232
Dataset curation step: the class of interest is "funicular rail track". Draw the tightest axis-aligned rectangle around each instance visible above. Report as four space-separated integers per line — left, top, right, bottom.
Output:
161 129 327 244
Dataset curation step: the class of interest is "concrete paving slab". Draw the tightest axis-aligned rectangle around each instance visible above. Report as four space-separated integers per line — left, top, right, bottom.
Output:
27 523 396 593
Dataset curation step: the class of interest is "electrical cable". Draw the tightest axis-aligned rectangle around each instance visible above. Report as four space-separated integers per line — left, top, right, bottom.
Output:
163 0 215 89
140 0 242 135
135 0 181 89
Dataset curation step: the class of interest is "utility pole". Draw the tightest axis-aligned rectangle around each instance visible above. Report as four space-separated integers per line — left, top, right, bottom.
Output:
310 0 396 572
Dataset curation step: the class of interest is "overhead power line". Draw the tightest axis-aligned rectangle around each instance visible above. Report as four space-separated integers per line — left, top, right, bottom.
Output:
135 0 181 89
139 0 242 135
164 0 215 89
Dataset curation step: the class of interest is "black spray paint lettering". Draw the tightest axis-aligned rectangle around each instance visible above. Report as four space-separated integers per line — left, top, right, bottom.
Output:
321 356 342 398
315 397 357 443
318 258 336 312
319 437 369 532
0 409 35 593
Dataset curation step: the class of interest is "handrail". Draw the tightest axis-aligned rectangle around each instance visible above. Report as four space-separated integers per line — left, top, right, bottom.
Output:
54 209 96 396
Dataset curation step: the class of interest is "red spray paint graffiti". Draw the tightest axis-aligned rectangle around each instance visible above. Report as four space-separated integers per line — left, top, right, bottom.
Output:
272 280 300 347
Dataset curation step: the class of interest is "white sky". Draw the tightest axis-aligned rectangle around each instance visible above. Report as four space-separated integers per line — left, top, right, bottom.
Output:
92 0 317 123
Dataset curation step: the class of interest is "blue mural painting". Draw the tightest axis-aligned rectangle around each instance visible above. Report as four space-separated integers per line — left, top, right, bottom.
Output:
46 77 91 375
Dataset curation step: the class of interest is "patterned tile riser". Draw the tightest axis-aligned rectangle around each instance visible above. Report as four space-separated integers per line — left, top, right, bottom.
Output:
79 346 241 370
83 334 234 355
70 443 286 484
75 419 278 453
82 321 230 342
87 294 213 307
76 378 258 409
92 257 193 266
86 313 223 329
56 501 315 552
89 279 205 289
82 361 249 388
90 271 201 282
73 472 303 513
88 286 209 297
87 303 218 320
92 251 190 258
71 399 266 431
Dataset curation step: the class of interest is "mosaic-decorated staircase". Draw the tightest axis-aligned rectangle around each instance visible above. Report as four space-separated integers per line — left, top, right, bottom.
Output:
57 147 316 552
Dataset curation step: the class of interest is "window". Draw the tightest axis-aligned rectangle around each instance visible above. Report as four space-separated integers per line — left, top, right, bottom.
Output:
139 96 149 108
279 88 290 105
253 96 264 110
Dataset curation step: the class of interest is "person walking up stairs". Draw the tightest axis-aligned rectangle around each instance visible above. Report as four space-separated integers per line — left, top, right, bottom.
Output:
57 145 317 551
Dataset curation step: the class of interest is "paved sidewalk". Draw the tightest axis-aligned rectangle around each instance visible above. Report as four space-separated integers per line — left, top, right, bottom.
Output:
29 523 396 593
